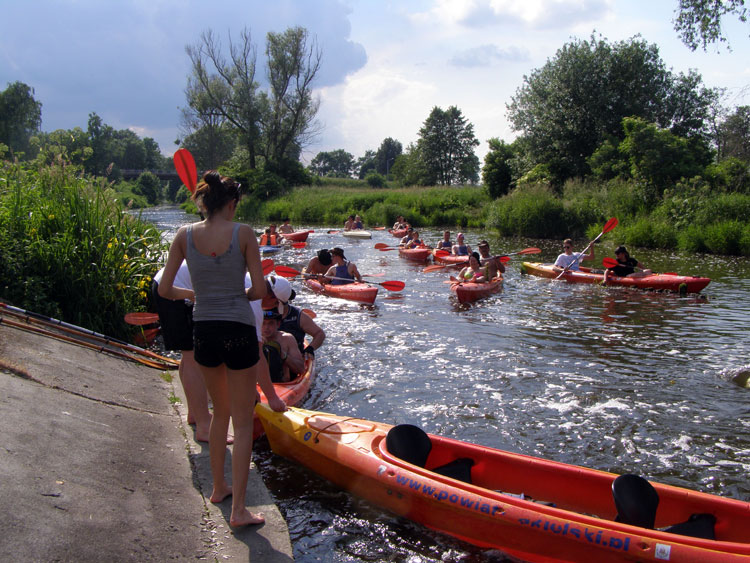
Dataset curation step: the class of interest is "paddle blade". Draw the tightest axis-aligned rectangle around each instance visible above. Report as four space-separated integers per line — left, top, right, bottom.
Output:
602 257 619 268
291 242 306 248
602 217 618 234
261 259 275 275
424 264 448 273
499 256 511 263
327 230 340 234
174 148 197 193
374 243 390 249
275 265 301 278
434 249 450 257
373 226 386 230
380 280 405 291
125 312 159 326
517 247 542 255
377 247 396 252
301 308 317 318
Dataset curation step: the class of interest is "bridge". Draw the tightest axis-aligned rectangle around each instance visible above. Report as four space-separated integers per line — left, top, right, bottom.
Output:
120 169 183 182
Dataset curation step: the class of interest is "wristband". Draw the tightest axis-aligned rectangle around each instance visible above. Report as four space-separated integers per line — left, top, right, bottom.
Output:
304 345 315 357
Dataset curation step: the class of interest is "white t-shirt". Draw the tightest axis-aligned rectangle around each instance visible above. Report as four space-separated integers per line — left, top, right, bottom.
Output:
154 260 192 289
554 252 585 271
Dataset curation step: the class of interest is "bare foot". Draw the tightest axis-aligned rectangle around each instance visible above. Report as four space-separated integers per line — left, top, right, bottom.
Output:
209 486 232 504
230 509 265 527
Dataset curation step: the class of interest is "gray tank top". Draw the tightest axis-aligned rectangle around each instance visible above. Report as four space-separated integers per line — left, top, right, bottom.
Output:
186 223 254 325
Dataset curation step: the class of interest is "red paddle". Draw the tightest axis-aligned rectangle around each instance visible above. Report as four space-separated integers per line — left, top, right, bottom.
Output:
301 308 316 319
124 312 159 326
262 259 275 275
602 257 619 268
274 265 405 292
555 217 618 280
173 148 197 193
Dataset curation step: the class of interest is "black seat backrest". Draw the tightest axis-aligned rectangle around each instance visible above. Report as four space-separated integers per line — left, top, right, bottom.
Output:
386 424 432 467
433 457 474 484
663 513 716 540
612 474 659 529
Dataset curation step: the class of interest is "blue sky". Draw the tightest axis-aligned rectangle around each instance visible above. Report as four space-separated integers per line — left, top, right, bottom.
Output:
2 0 749 163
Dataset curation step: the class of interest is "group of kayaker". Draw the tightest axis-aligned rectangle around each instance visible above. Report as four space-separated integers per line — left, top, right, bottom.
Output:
344 214 365 231
303 247 363 285
553 238 650 282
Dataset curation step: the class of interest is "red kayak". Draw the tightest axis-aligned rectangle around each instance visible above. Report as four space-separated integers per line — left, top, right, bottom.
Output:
398 247 432 261
433 250 468 266
257 405 750 563
450 276 504 303
521 262 711 293
390 228 408 238
254 357 315 439
304 278 378 304
281 230 311 243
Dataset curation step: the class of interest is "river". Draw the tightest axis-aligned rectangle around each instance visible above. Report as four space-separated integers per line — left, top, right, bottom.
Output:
139 206 750 562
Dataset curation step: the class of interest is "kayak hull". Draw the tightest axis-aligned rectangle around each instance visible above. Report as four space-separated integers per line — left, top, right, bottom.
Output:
256 405 750 563
342 230 372 239
254 358 314 439
398 247 432 261
304 278 378 304
390 228 408 238
433 250 469 266
260 245 283 256
451 276 504 303
281 230 310 242
521 262 711 293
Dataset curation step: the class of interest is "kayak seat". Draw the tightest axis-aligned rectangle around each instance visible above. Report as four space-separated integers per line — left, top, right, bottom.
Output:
613 474 716 539
386 425 474 484
612 474 659 529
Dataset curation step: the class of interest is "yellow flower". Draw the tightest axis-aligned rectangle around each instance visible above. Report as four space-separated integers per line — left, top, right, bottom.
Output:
139 291 147 299
48 214 55 220
107 242 113 250
115 283 125 291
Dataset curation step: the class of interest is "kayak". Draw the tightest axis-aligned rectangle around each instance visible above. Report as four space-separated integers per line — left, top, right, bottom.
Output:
433 250 468 266
256 405 750 563
451 276 504 304
254 357 314 439
281 230 311 243
398 247 432 261
390 228 408 238
260 245 283 256
304 278 378 304
342 230 372 239
521 262 711 293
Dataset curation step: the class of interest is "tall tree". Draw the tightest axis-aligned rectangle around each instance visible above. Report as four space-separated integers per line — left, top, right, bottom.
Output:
375 137 402 175
356 150 377 179
309 149 354 177
418 106 480 185
482 138 514 198
0 82 42 158
716 106 750 161
507 34 717 184
674 0 748 51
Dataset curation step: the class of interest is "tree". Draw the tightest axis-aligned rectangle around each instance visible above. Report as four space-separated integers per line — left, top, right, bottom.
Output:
507 34 717 185
134 172 162 205
482 138 514 198
674 0 748 51
356 150 376 179
309 149 355 177
716 106 750 161
375 137 402 176
0 82 42 158
418 106 480 185
390 143 434 186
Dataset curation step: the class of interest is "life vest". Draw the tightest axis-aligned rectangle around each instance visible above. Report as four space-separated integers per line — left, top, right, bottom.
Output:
260 233 280 246
279 305 306 353
438 240 452 249
454 244 469 256
331 262 354 285
262 339 285 383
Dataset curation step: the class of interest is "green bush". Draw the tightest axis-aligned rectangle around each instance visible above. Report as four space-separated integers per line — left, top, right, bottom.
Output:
365 172 386 188
486 184 567 237
678 225 709 253
702 221 744 255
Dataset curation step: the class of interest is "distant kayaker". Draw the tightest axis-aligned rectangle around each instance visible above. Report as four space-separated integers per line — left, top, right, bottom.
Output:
259 224 280 246
400 227 415 245
477 240 506 279
457 252 488 283
158 170 285 528
303 248 333 279
436 230 453 250
392 215 409 230
404 230 426 249
553 238 593 272
325 247 362 285
261 309 305 383
262 274 325 359
452 233 472 256
278 218 294 234
344 215 356 231
354 215 364 229
604 245 651 283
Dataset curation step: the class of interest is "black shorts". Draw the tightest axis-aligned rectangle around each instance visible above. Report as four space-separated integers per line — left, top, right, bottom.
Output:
193 321 260 370
152 280 193 351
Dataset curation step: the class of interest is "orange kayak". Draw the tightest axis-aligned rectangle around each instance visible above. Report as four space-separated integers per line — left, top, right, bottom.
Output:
304 278 378 304
253 357 314 439
451 276 504 303
256 405 750 563
398 247 432 261
281 230 311 242
521 262 711 293
390 228 408 238
433 250 468 266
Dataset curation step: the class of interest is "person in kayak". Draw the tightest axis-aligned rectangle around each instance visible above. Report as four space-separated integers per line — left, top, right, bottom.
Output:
261 309 305 383
354 215 364 229
404 230 426 249
278 218 294 234
392 215 409 230
457 252 488 283
400 227 415 245
436 230 453 250
477 240 506 280
262 274 325 359
324 247 363 285
553 238 594 272
303 248 333 279
259 224 280 246
158 170 285 527
604 245 652 283
452 233 472 256
344 215 356 230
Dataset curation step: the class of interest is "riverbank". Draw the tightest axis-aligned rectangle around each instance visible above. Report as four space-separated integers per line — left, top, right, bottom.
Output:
0 319 292 561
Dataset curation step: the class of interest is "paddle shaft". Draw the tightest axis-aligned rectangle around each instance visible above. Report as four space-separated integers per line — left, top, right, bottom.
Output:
555 218 617 279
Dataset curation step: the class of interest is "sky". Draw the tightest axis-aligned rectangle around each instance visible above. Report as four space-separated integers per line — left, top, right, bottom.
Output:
2 0 750 164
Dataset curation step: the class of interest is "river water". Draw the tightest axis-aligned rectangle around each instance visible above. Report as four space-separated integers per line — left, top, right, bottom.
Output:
139 206 750 562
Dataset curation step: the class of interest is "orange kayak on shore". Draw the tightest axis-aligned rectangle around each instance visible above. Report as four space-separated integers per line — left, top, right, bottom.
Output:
304 278 378 304
256 405 750 563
